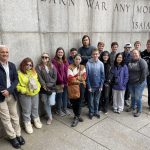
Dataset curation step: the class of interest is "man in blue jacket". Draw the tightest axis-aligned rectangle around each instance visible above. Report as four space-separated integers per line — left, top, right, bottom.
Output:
0 45 25 149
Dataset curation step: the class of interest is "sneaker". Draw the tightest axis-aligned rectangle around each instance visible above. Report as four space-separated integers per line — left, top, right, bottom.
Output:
16 136 25 145
103 109 108 114
63 109 71 115
34 117 42 129
94 113 100 119
9 138 21 149
24 122 33 134
125 107 132 112
134 112 141 117
125 100 130 107
47 119 52 125
132 109 137 115
113 109 117 113
78 117 84 122
117 110 121 114
71 117 79 127
89 114 93 120
56 110 66 117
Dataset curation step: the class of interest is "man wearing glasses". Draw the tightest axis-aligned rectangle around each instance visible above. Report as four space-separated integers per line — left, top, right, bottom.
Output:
0 45 25 149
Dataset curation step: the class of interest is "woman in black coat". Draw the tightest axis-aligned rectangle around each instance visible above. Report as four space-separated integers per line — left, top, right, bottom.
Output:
99 51 111 114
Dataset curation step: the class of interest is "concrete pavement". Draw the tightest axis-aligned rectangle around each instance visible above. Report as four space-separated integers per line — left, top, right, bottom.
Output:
0 88 150 150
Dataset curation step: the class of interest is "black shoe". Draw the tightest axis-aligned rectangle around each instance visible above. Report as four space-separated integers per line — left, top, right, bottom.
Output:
67 104 72 109
78 117 84 122
81 102 87 107
89 114 93 120
9 138 21 149
16 136 25 145
125 107 132 112
95 113 100 119
134 112 141 117
71 117 79 127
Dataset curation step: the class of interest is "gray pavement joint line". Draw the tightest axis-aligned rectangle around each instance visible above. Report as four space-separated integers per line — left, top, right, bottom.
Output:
109 115 137 132
137 121 150 133
109 114 150 134
53 117 110 150
137 130 150 140
81 117 109 133
80 133 111 150
106 116 137 132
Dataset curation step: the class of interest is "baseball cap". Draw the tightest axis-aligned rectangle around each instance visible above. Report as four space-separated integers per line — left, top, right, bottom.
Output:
124 43 132 48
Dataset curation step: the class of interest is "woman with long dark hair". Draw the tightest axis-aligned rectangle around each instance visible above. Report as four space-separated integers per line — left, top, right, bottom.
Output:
110 53 128 114
52 47 71 116
99 51 111 114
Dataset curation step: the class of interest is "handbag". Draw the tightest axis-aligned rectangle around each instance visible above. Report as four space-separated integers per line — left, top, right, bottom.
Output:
48 92 56 106
28 77 38 90
68 84 80 99
67 65 82 99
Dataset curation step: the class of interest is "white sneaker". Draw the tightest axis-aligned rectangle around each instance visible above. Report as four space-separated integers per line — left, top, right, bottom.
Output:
24 122 33 134
34 117 42 129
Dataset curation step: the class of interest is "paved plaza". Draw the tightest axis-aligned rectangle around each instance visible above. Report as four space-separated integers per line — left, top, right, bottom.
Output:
0 88 150 150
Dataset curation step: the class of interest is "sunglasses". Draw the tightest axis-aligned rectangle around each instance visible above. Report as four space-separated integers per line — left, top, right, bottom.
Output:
26 64 32 67
42 56 49 59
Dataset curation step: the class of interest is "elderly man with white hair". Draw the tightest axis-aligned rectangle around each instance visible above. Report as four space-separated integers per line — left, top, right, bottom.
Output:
0 45 25 149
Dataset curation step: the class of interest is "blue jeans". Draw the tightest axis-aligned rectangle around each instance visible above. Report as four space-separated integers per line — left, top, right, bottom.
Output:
129 81 146 112
56 86 67 112
88 89 101 115
41 94 52 119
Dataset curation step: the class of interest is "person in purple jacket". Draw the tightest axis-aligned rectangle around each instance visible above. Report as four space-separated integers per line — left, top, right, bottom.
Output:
52 47 71 116
110 53 129 114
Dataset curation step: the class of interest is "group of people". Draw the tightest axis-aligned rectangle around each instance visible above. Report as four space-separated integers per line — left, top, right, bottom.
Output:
0 35 150 149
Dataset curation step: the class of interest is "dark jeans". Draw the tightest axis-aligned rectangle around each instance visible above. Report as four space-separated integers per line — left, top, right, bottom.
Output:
147 76 150 107
70 84 85 117
99 83 110 112
56 86 68 112
124 83 130 100
88 88 101 115
70 99 81 117
83 86 88 104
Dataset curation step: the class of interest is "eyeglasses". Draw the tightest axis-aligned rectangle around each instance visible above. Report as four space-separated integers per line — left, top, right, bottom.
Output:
42 56 49 59
26 64 32 67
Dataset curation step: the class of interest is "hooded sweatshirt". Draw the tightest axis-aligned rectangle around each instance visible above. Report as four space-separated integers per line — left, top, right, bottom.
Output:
86 58 105 90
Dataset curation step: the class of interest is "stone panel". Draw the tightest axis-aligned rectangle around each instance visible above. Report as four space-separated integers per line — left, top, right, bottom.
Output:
2 33 41 66
38 0 69 32
41 33 69 57
0 0 38 32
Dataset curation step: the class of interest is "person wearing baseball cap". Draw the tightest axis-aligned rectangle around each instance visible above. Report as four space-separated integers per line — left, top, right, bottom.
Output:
122 43 132 109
